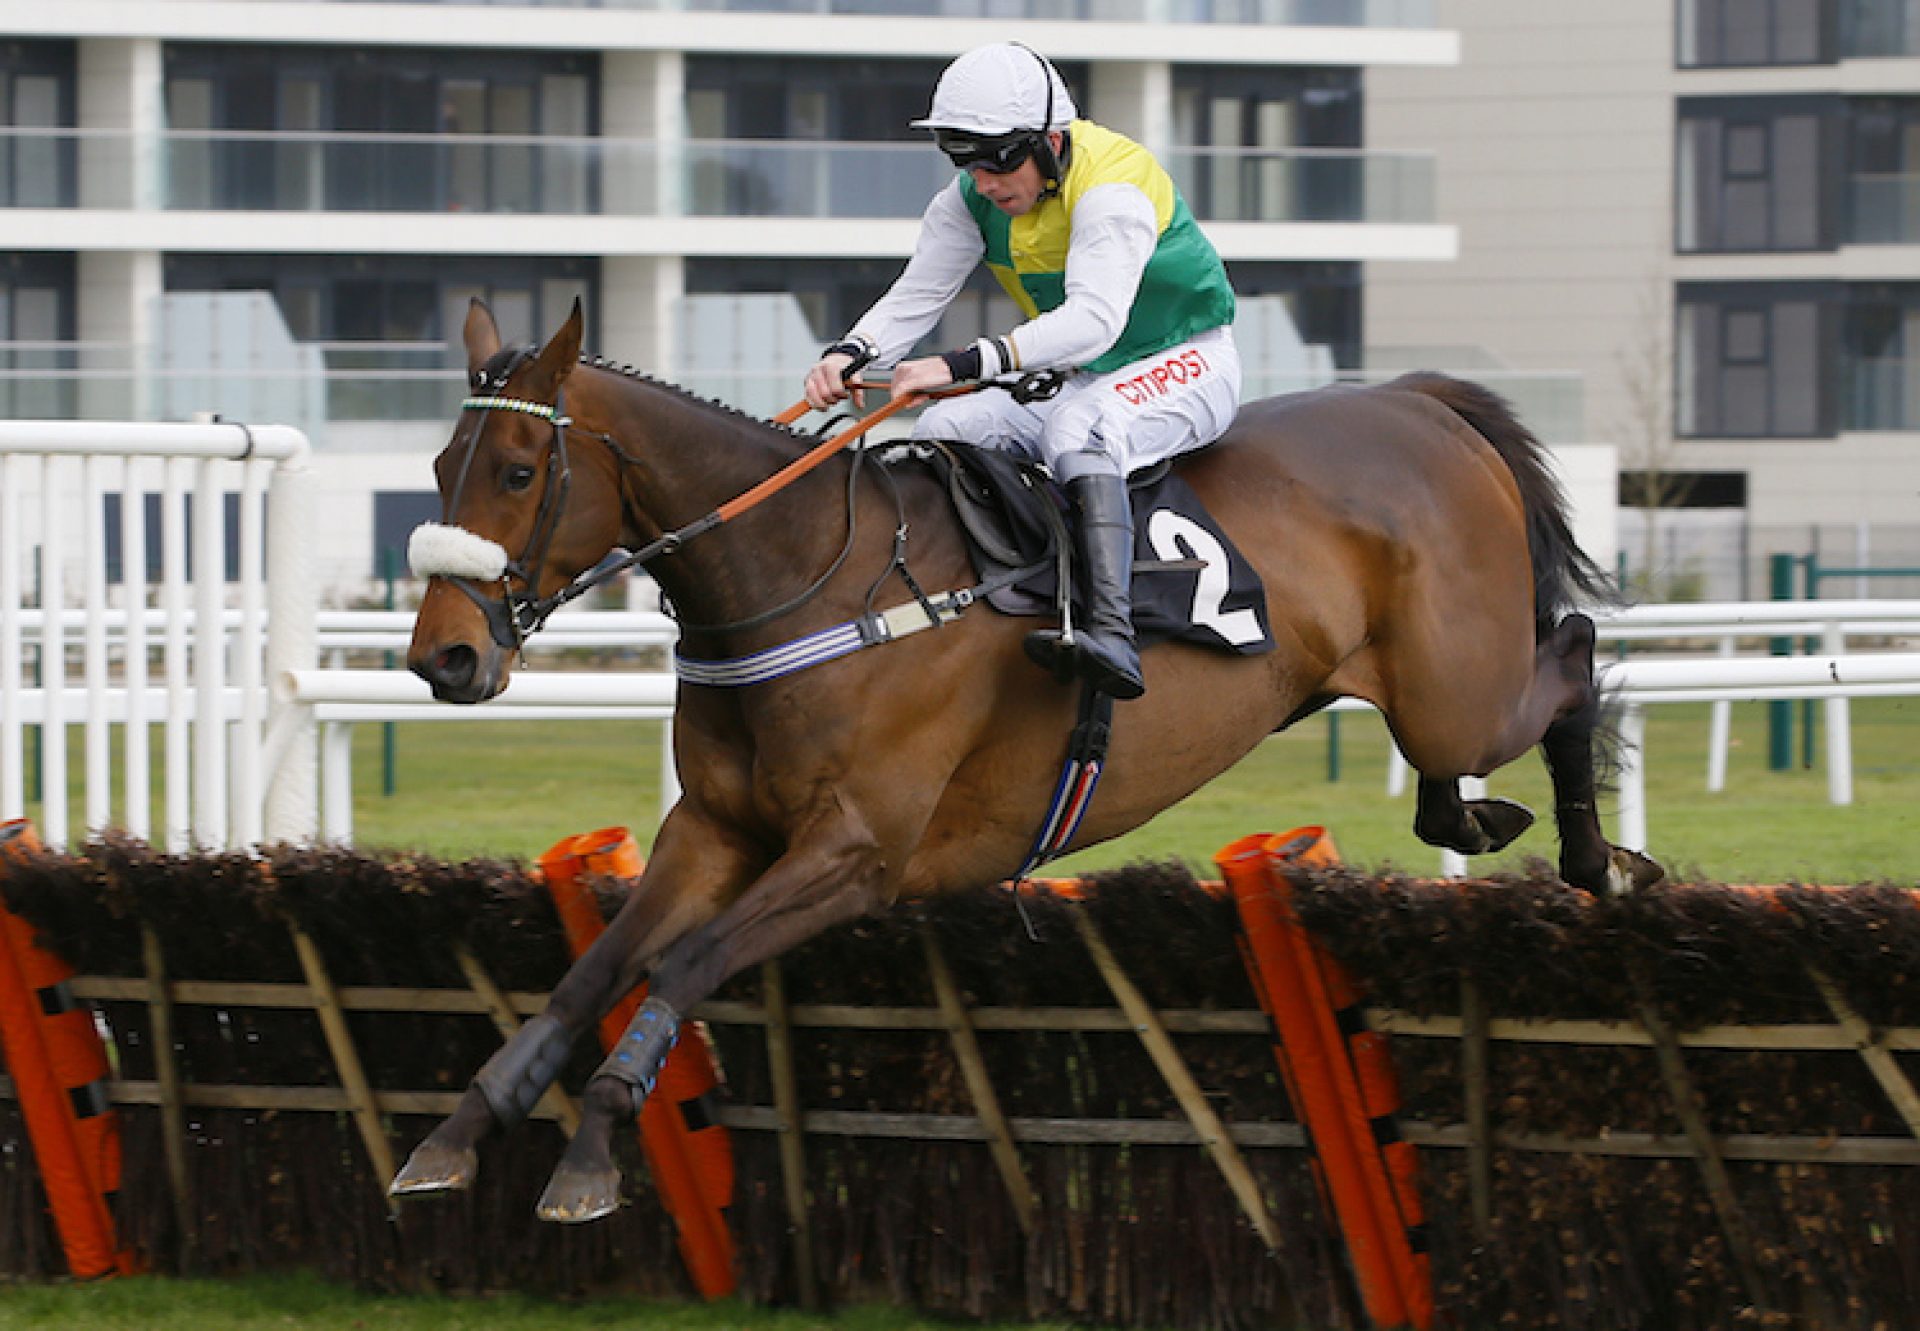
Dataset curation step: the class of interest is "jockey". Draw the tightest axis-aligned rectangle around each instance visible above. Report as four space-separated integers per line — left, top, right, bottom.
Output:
803 42 1241 700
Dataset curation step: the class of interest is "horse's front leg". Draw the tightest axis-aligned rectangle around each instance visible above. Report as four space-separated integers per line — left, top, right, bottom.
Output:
537 827 887 1222
390 818 760 1198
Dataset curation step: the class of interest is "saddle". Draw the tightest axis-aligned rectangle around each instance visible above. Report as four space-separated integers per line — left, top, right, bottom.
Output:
884 440 1275 656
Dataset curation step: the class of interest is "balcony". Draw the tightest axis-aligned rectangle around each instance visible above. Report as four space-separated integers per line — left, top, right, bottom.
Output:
1847 171 1920 244
308 0 1437 23
1167 146 1435 225
1845 353 1920 430
1842 0 1920 57
0 129 1436 228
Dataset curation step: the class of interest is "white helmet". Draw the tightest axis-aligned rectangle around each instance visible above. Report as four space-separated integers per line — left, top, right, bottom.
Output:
910 43 1076 137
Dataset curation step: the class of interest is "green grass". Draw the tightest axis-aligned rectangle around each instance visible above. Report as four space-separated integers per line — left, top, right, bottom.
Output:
0 1273 1076 1331
338 697 1920 885
21 697 1920 883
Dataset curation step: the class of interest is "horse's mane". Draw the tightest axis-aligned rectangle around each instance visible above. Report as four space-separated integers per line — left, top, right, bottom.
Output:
475 341 809 443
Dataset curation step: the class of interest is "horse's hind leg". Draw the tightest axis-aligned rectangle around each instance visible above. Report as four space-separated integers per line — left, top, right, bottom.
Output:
1536 616 1665 895
1541 691 1666 896
1413 777 1535 856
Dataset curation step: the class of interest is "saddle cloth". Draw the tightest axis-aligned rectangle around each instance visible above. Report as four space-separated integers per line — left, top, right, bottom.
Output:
886 440 1275 656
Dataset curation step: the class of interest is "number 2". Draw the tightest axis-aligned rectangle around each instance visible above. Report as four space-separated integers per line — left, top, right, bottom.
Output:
1146 510 1263 646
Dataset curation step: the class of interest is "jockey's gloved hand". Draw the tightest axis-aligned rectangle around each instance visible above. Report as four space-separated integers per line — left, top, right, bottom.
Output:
805 336 877 411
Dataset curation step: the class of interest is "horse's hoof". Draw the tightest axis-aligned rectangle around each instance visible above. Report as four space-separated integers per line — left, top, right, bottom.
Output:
536 1165 624 1224
1604 848 1666 896
389 1139 478 1198
1468 798 1535 853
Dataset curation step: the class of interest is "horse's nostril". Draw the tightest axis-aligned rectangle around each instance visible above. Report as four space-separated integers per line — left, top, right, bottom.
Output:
421 644 478 692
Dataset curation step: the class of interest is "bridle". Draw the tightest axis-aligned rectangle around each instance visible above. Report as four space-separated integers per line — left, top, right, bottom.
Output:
419 348 947 652
433 347 591 652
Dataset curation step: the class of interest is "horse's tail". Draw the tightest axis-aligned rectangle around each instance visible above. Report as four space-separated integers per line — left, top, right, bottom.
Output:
1390 371 1618 637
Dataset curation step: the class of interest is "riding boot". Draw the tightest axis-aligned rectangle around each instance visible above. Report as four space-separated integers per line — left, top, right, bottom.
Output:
1024 473 1146 700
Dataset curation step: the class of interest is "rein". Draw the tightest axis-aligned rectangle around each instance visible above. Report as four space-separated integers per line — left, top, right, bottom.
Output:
424 369 976 651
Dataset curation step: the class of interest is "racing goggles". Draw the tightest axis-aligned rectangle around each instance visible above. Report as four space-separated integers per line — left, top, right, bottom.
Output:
934 129 1040 175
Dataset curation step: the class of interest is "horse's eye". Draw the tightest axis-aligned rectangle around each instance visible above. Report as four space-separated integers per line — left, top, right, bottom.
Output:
503 464 537 493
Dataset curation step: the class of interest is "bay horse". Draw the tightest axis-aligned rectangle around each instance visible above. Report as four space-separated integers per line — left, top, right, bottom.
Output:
392 298 1662 1223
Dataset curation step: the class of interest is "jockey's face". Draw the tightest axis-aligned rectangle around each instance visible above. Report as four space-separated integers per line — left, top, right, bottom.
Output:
968 131 1061 217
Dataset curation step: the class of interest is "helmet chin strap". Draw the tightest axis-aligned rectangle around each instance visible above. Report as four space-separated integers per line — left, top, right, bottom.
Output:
1011 42 1067 196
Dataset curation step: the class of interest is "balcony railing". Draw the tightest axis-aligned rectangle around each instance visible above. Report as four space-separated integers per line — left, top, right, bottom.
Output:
3 341 1586 446
0 129 1436 226
1847 172 1920 244
1167 146 1436 224
1844 354 1920 431
1842 0 1920 57
310 0 1437 23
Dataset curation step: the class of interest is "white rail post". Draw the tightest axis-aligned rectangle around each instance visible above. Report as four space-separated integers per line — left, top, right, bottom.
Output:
321 721 354 843
0 453 25 819
1439 774 1486 878
161 457 191 851
1824 621 1854 806
82 455 112 835
1385 740 1410 798
39 456 70 847
191 457 227 847
264 454 318 844
1617 703 1649 852
121 460 151 841
231 457 269 844
1706 635 1733 793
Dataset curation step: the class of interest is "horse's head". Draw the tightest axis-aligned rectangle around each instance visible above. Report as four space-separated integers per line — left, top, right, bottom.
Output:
407 299 626 702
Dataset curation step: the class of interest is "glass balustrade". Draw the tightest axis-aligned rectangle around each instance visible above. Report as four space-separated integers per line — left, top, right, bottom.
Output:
1847 173 1920 244
1844 355 1920 431
1167 147 1436 224
2 345 1586 443
306 0 1436 23
1842 0 1920 56
4 129 1435 226
0 129 134 208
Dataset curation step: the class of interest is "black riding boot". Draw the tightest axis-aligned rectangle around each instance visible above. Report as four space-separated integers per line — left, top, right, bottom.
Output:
1024 473 1146 700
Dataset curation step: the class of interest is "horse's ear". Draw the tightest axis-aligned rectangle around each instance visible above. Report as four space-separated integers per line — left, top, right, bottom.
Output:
464 299 502 374
525 298 584 394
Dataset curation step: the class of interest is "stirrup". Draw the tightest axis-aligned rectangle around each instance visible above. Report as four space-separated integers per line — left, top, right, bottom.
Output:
1023 627 1080 684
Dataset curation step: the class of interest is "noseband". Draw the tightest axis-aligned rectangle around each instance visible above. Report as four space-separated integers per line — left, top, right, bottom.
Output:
419 348 582 651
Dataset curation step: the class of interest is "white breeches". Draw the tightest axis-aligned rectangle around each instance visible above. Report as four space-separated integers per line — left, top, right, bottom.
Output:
911 325 1243 483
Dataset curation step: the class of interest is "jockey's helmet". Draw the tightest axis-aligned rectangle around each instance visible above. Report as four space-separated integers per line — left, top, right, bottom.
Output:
911 43 1076 139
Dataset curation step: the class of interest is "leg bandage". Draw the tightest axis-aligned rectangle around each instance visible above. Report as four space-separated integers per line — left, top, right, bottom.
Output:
473 1012 574 1130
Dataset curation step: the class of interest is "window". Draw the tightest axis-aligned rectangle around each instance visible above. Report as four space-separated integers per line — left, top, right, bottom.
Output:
685 57 950 142
1677 283 1837 438
0 251 75 419
1841 283 1920 429
165 254 596 421
374 492 441 575
1678 0 1834 67
1171 67 1360 223
1677 97 1836 252
162 45 596 214
0 40 75 208
1233 262 1360 368
686 256 1007 352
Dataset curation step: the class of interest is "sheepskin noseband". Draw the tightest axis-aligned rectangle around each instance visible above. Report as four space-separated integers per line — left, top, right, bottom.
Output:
408 521 511 582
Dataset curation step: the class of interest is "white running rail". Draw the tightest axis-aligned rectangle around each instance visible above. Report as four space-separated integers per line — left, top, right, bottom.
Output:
0 421 317 850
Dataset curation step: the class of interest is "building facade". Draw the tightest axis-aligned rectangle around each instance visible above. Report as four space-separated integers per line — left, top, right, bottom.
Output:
1 1 1462 589
1368 0 1920 599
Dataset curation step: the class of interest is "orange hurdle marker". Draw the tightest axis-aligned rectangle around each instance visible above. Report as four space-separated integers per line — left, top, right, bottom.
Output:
0 819 136 1279
538 828 737 1299
1218 827 1430 1330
